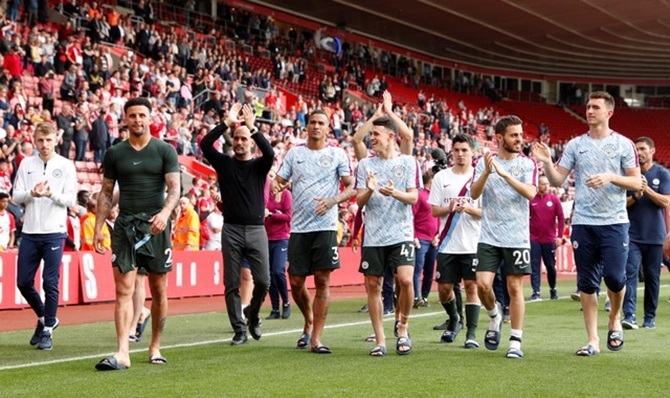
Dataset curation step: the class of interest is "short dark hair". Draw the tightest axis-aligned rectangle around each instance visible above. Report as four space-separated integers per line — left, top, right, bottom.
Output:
495 115 523 136
123 97 152 114
451 133 475 149
307 109 328 121
589 91 615 110
634 136 654 149
422 171 433 185
0 192 9 200
372 116 398 134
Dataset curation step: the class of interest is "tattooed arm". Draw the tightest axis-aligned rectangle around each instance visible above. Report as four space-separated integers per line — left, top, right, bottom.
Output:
149 171 181 235
93 177 115 254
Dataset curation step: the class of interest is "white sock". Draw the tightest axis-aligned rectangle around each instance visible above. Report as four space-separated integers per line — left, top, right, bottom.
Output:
509 339 521 350
510 329 522 350
38 316 45 324
487 307 499 318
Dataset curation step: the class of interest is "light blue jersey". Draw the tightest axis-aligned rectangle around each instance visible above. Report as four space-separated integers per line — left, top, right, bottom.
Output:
277 145 352 233
474 154 537 248
558 132 638 226
356 155 418 246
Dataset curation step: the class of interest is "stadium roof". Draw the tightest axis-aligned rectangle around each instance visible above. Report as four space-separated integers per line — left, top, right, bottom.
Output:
252 0 670 81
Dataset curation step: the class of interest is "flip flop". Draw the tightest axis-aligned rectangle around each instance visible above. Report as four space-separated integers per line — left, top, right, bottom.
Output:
484 329 501 351
485 307 503 351
364 334 376 343
310 345 333 354
149 355 168 365
441 322 463 344
135 315 151 341
129 334 139 343
576 345 599 357
607 330 624 351
296 332 311 349
95 357 128 371
369 345 387 357
396 336 413 355
506 347 525 359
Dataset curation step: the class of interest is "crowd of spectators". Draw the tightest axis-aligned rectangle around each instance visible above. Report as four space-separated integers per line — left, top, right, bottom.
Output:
0 0 576 249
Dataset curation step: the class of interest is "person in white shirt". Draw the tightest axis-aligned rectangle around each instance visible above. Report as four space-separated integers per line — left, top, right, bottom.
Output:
204 205 223 250
0 192 16 251
14 122 77 351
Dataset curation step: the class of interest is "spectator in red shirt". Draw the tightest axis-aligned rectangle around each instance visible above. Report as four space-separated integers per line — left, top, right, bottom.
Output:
0 191 16 251
0 157 12 193
529 176 565 301
3 46 23 77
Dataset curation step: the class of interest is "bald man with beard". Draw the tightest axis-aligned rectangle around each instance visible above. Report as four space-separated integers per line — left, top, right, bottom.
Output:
200 103 274 346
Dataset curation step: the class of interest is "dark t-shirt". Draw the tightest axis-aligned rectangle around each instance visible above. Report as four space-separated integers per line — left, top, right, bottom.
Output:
200 124 273 225
103 137 180 216
627 163 670 245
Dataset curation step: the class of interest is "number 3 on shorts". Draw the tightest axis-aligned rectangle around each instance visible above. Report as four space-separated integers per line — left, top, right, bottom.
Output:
331 246 339 261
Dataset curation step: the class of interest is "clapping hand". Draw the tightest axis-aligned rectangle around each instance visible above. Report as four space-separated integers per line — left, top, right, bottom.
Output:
372 103 385 119
454 199 470 214
381 90 392 112
224 103 242 128
379 179 396 197
30 180 51 198
531 142 552 163
640 175 648 194
366 170 378 192
242 104 256 131
482 148 493 175
490 159 510 179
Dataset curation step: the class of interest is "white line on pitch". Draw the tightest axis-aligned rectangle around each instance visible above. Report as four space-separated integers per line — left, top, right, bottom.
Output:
0 311 440 371
1 284 667 372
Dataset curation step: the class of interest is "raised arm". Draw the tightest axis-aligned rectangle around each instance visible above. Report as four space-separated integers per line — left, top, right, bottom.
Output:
353 103 384 161
243 104 274 167
470 154 492 200
532 142 570 187
381 91 413 156
200 102 242 165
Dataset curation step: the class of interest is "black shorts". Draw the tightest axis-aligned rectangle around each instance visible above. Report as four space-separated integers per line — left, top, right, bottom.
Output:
288 231 340 276
436 253 477 284
476 242 531 276
111 219 173 275
359 241 415 276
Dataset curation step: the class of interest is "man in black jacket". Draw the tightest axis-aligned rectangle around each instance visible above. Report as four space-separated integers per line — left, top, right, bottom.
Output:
200 103 273 345
55 104 75 158
89 108 109 164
